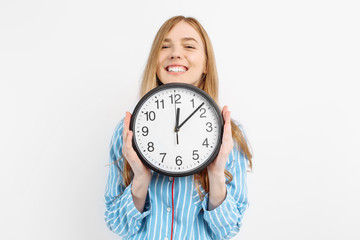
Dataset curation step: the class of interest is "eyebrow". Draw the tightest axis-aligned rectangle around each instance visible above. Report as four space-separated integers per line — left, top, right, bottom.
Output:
182 37 198 43
163 37 198 43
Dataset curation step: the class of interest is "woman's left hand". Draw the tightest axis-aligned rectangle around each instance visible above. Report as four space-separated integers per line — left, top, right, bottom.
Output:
207 105 234 176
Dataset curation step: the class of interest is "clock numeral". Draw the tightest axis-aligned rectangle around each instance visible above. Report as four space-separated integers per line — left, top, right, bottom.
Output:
142 126 149 136
175 156 183 166
206 122 213 132
200 108 206 118
169 94 181 104
147 142 154 152
192 150 199 160
160 153 167 163
202 138 209 148
144 111 156 121
155 99 165 109
190 98 195 108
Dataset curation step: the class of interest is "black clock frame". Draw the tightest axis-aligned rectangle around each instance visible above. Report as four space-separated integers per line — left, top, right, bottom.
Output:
130 83 224 177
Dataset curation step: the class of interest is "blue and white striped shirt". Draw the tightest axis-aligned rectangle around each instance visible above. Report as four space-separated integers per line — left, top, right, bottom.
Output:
104 119 249 240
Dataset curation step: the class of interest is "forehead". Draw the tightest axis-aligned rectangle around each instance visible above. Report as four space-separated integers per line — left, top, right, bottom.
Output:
165 21 203 44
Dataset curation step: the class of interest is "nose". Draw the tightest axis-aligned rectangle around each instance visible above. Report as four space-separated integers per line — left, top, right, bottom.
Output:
169 46 181 60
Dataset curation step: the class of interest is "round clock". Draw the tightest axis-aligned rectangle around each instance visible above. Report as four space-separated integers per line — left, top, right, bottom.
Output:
130 83 223 177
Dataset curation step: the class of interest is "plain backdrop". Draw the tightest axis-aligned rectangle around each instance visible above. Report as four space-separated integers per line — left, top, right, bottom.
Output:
1 0 360 239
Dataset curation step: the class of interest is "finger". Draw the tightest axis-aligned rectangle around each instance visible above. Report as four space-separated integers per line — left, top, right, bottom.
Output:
125 130 134 154
124 131 144 168
123 112 131 142
223 110 232 140
225 110 231 127
221 111 233 156
221 106 231 128
124 129 136 160
222 105 228 119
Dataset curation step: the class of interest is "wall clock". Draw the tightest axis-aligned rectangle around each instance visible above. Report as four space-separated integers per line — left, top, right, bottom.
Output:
130 83 223 177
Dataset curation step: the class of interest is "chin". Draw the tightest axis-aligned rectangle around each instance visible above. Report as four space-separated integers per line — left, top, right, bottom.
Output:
158 74 201 86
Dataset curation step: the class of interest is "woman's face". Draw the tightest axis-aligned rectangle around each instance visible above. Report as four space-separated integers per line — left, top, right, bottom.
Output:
156 21 207 87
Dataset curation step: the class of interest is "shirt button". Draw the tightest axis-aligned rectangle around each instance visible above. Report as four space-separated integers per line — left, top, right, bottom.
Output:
169 177 173 181
167 207 171 212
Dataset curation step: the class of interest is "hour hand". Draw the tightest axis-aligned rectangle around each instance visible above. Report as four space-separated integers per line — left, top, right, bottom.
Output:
175 107 180 132
175 108 180 144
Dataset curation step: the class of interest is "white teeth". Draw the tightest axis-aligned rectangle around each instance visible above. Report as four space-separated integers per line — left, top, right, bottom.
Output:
167 66 186 72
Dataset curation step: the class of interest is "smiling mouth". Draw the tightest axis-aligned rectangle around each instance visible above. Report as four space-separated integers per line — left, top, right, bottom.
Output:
166 66 188 73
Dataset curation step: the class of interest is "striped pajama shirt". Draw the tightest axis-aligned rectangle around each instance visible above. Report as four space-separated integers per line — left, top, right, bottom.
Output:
104 119 249 240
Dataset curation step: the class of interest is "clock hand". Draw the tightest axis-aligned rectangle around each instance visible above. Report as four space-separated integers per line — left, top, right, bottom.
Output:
175 107 180 131
177 102 204 130
175 108 180 144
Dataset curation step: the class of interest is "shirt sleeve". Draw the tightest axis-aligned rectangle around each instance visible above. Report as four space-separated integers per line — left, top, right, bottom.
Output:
104 119 151 238
201 128 250 239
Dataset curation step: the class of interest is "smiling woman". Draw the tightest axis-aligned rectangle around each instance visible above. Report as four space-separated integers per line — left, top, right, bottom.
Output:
156 21 207 86
104 15 253 240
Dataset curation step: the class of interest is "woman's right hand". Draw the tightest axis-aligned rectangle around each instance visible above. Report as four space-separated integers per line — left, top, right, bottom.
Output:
122 112 152 184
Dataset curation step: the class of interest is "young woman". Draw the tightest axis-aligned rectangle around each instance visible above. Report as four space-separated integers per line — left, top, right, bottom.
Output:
104 16 252 240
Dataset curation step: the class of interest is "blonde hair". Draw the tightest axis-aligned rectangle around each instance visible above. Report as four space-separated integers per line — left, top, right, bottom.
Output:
120 16 252 199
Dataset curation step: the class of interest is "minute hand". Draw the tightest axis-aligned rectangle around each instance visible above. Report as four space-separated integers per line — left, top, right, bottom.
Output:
177 102 204 130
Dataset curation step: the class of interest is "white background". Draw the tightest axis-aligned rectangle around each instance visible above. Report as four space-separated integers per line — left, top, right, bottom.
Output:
1 0 359 239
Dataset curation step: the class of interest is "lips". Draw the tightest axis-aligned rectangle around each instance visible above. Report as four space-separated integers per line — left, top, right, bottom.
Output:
166 65 188 73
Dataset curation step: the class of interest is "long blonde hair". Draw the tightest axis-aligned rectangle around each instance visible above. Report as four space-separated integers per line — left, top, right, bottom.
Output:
121 16 252 199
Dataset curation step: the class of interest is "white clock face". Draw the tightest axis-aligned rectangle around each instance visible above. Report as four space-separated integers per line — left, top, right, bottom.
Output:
130 83 223 176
